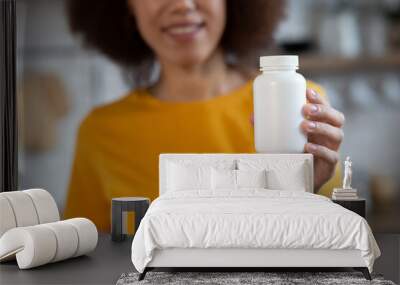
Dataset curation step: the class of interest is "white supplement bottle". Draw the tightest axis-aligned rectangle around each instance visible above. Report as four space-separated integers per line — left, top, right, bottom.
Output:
253 55 306 153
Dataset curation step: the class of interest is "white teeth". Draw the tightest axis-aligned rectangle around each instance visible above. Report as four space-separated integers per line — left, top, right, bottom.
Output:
168 25 199 35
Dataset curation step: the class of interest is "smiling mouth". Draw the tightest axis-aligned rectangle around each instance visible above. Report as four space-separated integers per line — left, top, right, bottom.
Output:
163 22 205 37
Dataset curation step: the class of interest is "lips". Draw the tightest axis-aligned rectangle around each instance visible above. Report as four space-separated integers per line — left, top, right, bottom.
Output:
162 22 205 41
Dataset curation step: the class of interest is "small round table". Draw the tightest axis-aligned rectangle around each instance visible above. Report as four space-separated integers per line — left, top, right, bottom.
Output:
111 197 150 242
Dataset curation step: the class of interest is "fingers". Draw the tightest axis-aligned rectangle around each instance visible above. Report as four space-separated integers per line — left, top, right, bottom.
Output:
302 103 345 128
301 120 344 145
304 143 339 165
306 89 329 106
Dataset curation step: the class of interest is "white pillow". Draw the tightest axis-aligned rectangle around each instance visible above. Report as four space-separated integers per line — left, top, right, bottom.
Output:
211 168 236 190
238 159 308 191
167 162 211 191
211 168 268 190
166 159 236 192
267 168 306 191
236 169 267 188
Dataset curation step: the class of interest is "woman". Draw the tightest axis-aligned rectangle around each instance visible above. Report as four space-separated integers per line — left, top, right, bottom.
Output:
64 0 345 232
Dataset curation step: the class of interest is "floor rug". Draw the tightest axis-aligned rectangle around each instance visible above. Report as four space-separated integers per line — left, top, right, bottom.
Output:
117 271 396 285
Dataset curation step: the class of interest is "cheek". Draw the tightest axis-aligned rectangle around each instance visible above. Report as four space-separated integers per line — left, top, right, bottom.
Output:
203 0 226 42
137 19 161 49
128 1 163 49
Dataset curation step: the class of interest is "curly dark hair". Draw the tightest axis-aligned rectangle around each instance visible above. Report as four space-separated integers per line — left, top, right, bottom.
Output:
67 0 285 87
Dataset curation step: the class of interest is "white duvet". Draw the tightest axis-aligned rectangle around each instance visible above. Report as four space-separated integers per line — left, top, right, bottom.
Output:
131 189 380 273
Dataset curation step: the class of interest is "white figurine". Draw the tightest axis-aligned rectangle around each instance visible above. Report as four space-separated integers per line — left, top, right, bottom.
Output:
342 156 353 189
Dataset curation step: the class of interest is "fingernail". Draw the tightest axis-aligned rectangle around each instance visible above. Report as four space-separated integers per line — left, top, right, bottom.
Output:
308 122 316 129
310 104 318 113
309 89 317 99
308 144 317 151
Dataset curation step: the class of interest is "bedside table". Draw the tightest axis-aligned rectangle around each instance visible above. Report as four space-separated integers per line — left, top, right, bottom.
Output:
332 198 366 218
111 197 150 242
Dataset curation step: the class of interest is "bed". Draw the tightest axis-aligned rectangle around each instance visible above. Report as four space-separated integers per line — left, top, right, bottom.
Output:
131 154 380 281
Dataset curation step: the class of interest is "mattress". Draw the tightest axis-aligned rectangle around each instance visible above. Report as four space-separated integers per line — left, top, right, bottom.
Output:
131 189 380 273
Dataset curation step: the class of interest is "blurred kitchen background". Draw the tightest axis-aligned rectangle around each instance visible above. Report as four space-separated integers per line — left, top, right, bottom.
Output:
17 0 400 235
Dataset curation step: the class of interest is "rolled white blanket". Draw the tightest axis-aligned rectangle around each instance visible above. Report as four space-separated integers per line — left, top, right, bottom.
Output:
42 221 79 262
0 189 60 237
0 191 40 227
0 225 57 267
0 218 98 269
0 196 17 237
63 218 98 257
0 189 98 269
23 189 60 224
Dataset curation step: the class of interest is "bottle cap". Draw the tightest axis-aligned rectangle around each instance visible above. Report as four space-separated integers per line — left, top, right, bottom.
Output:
260 55 299 69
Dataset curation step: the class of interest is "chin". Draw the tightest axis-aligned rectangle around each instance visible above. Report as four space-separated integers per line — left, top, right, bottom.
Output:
169 48 215 67
176 57 206 67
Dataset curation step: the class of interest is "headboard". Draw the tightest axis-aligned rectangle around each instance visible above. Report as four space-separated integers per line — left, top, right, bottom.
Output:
159 153 314 195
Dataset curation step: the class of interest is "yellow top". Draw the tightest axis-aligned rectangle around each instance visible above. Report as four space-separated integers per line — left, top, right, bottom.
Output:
64 80 341 232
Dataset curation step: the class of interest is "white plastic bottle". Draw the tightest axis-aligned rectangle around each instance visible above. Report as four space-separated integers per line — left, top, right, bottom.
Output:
253 55 306 153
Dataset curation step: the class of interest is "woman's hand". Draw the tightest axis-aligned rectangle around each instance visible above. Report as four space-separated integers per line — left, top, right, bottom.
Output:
301 89 345 192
